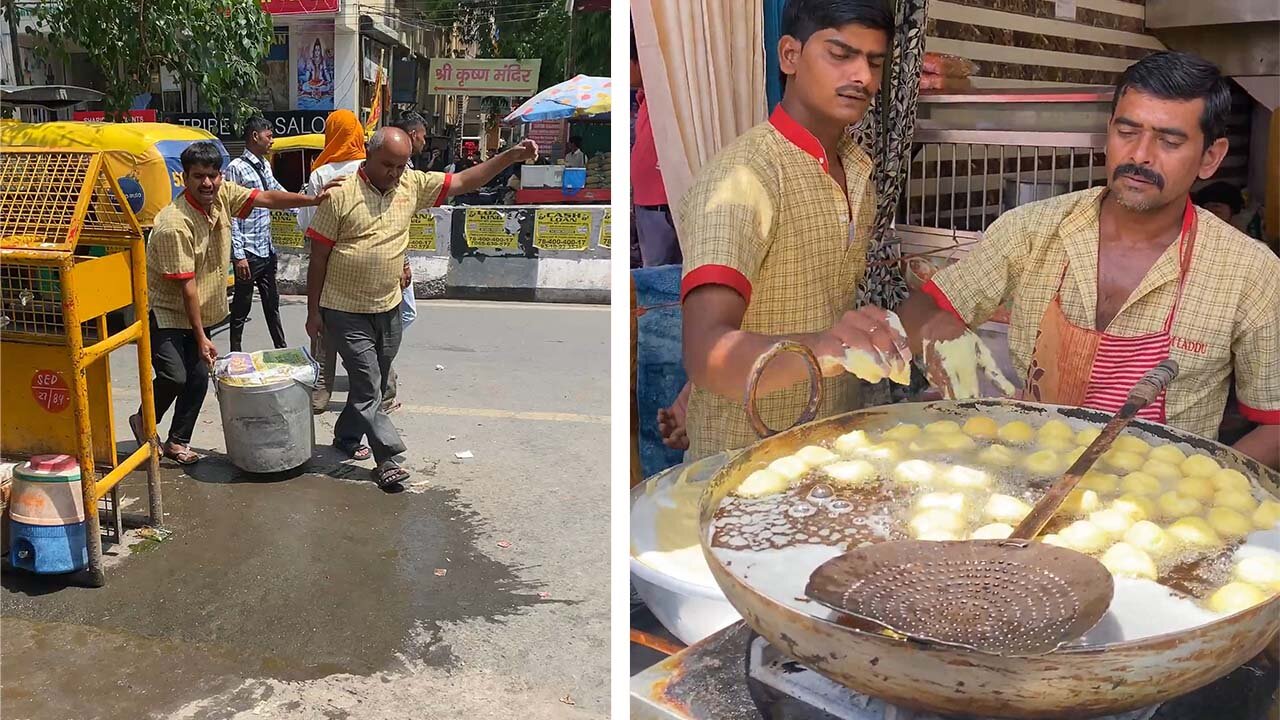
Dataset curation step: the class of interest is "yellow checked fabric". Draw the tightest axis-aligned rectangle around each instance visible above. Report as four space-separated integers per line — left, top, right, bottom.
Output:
308 169 446 314
146 182 255 329
678 122 878 460
931 186 1280 437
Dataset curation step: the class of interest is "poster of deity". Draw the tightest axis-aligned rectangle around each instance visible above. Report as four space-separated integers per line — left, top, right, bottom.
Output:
294 24 335 110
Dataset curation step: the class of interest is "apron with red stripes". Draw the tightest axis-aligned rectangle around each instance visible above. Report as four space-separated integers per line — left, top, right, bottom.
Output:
1023 199 1196 423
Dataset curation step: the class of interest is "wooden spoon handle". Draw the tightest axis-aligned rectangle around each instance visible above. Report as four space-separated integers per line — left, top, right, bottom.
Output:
1011 359 1179 540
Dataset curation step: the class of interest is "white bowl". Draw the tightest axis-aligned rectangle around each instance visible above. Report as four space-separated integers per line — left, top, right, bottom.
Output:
630 554 740 646
630 454 742 645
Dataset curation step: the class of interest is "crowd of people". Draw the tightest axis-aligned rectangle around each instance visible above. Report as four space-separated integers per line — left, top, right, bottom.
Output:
129 109 538 489
636 0 1278 470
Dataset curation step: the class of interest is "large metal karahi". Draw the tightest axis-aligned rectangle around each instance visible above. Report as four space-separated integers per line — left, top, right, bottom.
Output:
697 397 1280 719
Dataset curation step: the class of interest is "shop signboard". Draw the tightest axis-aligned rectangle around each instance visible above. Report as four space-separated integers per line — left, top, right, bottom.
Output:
526 120 565 148
72 110 158 122
261 0 339 14
164 111 329 141
428 58 541 97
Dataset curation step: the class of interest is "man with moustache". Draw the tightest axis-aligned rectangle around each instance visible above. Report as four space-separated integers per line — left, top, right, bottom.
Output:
676 0 907 460
897 51 1280 468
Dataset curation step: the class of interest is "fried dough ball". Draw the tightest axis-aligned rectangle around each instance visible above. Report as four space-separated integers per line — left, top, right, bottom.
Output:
1212 469 1252 494
1125 520 1175 558
962 416 999 440
943 465 991 490
1253 500 1280 530
881 424 921 442
1141 459 1183 485
1207 582 1268 615
1112 435 1152 456
1157 491 1203 519
1174 476 1216 502
909 508 967 539
1061 488 1101 516
938 433 977 452
1120 471 1162 496
916 491 968 515
1023 449 1062 476
795 445 838 466
1062 447 1087 469
984 493 1032 525
767 455 810 481
1059 520 1111 554
909 436 946 453
978 444 1018 468
1041 534 1067 547
1148 444 1188 465
856 442 902 463
997 421 1035 445
1167 517 1222 548
1213 489 1259 515
834 430 873 455
893 459 937 486
1090 508 1135 537
1080 471 1119 494
1234 556 1280 593
1037 436 1077 454
822 460 877 485
1100 542 1158 580
736 468 790 498
971 523 1014 540
1207 507 1253 538
1112 494 1155 522
1076 427 1102 447
924 420 962 435
1038 419 1075 441
1104 450 1146 473
1180 454 1221 479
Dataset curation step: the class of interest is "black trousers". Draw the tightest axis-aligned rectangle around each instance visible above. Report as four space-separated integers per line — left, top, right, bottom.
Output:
145 313 211 447
229 252 286 352
323 307 406 463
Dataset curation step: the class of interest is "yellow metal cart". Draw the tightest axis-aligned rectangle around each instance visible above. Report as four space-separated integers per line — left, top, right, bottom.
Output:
0 148 163 587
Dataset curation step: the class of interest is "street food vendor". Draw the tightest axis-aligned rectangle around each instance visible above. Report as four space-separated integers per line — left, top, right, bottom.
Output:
678 0 907 461
895 52 1280 468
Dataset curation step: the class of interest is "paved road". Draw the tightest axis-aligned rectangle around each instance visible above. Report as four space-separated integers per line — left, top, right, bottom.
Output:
1 298 610 720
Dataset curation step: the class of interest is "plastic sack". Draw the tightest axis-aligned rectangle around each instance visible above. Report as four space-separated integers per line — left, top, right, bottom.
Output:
214 347 318 387
922 53 978 79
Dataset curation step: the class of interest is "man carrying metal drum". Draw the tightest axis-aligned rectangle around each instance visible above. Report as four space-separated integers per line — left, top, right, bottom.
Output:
128 141 340 466
896 52 1280 469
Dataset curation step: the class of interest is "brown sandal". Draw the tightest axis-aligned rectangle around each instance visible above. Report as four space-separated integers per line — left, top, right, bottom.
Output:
163 444 201 465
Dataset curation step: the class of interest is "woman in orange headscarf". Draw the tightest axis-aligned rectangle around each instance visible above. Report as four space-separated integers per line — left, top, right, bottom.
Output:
299 109 369 414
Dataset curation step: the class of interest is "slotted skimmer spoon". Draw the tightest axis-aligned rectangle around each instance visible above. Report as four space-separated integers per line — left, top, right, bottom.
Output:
805 359 1180 657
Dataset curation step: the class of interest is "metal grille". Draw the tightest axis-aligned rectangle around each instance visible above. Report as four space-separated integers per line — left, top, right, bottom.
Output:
0 151 132 249
0 264 101 342
897 130 1108 238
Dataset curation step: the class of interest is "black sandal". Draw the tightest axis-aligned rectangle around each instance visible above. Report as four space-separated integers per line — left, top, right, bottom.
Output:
373 462 409 489
334 442 372 461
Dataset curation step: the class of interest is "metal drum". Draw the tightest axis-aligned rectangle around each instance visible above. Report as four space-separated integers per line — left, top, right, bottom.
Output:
215 377 314 474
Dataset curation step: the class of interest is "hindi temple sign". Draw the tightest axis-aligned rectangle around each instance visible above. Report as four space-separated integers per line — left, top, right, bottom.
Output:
427 59 542 97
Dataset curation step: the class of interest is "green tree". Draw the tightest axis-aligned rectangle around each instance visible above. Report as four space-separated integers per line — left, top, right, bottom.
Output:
29 0 272 119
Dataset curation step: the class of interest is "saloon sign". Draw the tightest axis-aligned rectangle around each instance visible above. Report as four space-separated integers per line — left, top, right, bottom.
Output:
427 59 541 97
163 111 328 141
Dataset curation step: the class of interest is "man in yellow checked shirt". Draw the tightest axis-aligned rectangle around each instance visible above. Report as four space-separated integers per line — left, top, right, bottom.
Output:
304 127 537 489
897 52 1279 469
676 0 908 461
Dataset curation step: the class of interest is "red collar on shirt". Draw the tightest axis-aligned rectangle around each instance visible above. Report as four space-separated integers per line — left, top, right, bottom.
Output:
768 103 830 172
182 189 211 217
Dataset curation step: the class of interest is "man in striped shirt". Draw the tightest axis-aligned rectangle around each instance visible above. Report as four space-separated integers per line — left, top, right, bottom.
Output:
225 116 288 352
894 52 1279 468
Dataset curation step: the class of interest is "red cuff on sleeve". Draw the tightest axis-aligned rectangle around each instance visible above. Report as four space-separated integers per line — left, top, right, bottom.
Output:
433 173 453 207
680 264 752 305
236 189 261 219
921 279 964 322
163 271 195 280
305 228 335 247
1238 400 1280 425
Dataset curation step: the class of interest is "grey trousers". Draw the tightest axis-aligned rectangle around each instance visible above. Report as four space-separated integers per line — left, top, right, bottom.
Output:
634 205 683 267
322 306 406 464
313 330 397 406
